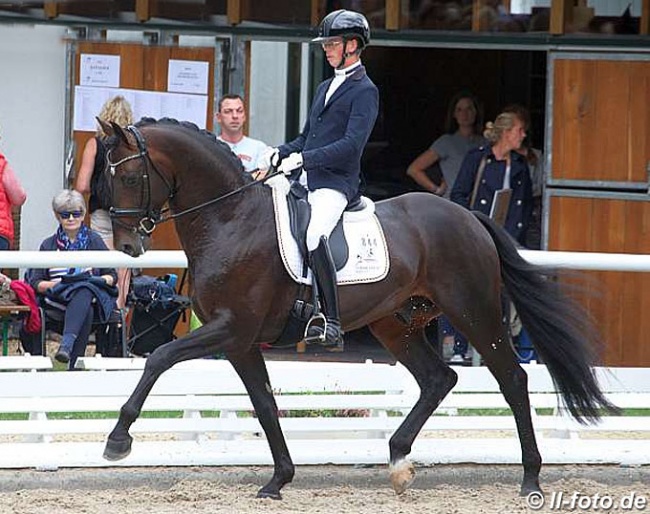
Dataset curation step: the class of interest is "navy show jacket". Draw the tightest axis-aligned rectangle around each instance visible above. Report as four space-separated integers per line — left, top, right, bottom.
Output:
451 146 533 245
278 65 379 203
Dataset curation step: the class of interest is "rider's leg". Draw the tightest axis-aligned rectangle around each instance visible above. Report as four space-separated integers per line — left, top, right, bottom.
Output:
304 188 347 347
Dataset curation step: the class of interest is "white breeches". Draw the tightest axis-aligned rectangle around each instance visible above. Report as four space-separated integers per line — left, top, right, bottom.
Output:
306 187 348 251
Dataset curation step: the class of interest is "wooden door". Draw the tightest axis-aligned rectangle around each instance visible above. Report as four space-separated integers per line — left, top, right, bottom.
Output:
547 53 650 366
72 41 215 334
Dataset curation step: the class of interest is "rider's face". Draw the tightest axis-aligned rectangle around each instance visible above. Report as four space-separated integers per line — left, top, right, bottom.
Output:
216 99 246 136
321 37 345 67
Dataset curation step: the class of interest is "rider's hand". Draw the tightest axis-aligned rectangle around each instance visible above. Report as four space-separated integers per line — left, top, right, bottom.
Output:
278 152 303 176
258 147 280 171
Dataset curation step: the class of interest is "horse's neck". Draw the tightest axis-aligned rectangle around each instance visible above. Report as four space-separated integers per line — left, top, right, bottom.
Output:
171 183 274 260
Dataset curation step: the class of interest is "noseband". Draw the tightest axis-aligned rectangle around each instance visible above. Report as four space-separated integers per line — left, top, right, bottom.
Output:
107 125 175 237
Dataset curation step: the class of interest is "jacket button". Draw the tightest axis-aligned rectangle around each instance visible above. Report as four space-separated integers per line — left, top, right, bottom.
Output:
312 134 316 138
480 199 487 205
517 222 523 228
516 200 522 206
317 117 322 122
481 179 486 184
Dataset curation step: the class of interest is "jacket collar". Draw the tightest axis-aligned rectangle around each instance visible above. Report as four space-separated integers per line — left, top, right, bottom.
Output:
318 65 367 112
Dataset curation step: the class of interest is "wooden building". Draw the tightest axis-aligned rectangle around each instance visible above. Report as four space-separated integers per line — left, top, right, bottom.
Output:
1 1 648 365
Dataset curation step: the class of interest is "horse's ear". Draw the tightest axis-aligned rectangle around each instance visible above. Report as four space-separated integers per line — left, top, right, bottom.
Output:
110 121 132 146
97 118 113 137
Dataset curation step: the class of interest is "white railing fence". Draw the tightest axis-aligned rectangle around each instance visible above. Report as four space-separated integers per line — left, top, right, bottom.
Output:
1 249 650 272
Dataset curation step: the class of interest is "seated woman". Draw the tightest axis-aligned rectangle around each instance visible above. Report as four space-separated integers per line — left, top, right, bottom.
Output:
27 189 117 369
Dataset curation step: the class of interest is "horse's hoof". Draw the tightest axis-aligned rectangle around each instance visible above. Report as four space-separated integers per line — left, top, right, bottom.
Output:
389 459 416 495
256 488 282 500
103 435 133 461
520 481 542 497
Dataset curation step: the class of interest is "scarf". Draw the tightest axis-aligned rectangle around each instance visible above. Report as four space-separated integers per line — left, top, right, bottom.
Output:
55 223 91 251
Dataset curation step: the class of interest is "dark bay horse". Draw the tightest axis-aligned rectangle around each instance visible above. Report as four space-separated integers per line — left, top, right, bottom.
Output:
100 118 617 499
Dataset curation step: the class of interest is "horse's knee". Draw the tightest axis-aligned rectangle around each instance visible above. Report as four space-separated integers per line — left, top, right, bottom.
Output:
145 344 175 374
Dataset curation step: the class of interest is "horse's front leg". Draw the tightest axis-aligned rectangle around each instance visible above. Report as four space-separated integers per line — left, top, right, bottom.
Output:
104 322 228 461
227 348 295 499
369 316 458 495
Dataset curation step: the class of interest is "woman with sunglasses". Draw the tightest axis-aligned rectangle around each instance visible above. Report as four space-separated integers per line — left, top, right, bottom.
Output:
27 189 117 368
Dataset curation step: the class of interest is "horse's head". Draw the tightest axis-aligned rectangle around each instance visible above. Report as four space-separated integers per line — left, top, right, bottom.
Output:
100 119 174 257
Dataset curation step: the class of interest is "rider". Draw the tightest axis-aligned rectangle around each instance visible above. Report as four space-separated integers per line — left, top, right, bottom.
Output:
260 9 379 347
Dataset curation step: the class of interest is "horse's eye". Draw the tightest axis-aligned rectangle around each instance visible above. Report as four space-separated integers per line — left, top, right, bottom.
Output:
122 173 140 188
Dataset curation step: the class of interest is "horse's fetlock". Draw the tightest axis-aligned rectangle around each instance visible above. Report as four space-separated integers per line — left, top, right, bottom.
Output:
120 404 140 423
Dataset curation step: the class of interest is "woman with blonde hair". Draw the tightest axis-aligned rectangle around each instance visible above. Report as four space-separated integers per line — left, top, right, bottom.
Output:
75 95 133 307
447 110 533 363
451 110 533 244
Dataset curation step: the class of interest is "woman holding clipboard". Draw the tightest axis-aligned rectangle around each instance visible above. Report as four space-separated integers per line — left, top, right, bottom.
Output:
451 111 533 246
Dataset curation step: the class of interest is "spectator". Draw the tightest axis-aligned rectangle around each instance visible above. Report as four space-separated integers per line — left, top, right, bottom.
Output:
75 95 133 308
407 91 484 364
407 91 484 198
27 190 117 369
0 131 27 250
503 104 544 250
448 111 533 363
258 9 379 348
215 94 269 180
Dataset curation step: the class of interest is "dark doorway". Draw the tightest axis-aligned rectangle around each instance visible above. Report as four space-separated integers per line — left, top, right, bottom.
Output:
359 45 547 200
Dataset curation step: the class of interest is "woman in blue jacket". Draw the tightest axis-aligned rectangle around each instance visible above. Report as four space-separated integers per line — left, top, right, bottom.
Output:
28 190 117 368
451 111 533 245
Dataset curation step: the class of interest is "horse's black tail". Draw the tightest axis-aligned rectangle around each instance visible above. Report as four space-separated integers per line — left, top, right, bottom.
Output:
472 211 620 424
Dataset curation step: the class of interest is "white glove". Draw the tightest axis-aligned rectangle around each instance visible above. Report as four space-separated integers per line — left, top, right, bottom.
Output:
258 147 280 171
278 152 303 176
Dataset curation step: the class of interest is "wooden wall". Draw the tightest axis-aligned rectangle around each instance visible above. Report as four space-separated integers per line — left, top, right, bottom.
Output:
72 41 215 334
548 55 650 366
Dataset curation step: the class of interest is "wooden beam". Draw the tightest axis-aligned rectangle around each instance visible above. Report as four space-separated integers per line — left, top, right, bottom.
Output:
386 0 400 30
227 0 241 25
44 1 59 19
472 0 482 32
641 0 650 35
310 0 320 27
136 0 153 23
550 0 572 35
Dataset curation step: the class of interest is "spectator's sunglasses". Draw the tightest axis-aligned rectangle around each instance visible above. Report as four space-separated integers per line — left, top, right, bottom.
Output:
58 210 83 220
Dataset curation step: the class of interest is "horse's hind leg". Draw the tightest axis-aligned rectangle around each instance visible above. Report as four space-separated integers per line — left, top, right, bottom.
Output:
227 349 295 499
368 315 458 495
451 297 543 495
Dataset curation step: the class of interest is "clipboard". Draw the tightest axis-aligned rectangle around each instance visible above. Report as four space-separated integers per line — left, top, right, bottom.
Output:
489 188 512 226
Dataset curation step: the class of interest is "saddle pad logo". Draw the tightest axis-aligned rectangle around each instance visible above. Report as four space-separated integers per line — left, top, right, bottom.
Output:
268 177 390 286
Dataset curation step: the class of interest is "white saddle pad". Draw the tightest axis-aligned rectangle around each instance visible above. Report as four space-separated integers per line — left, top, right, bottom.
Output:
267 176 389 286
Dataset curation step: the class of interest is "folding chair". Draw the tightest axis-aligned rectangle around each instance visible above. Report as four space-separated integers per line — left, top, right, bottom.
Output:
126 273 191 356
20 305 128 357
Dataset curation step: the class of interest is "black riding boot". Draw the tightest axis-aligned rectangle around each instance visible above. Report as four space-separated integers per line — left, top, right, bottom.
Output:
306 237 344 349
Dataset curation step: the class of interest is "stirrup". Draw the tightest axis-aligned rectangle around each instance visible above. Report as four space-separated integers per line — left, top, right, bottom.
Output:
304 313 327 344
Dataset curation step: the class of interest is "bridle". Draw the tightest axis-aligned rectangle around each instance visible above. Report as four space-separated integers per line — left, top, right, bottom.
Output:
107 125 281 238
107 125 175 237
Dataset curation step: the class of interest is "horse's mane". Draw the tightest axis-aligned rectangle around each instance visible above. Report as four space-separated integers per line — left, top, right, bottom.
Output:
134 117 247 176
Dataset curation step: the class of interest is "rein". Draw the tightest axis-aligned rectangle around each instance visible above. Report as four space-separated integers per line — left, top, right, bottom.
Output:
107 125 282 237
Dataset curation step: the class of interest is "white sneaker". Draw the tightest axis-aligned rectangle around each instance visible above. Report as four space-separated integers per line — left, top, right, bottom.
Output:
449 354 465 364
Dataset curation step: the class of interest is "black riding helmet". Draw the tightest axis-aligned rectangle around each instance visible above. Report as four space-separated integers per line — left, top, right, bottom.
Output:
312 9 370 54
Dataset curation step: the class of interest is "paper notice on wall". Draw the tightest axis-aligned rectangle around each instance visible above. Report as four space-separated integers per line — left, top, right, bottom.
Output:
73 86 208 131
79 54 121 88
167 60 209 94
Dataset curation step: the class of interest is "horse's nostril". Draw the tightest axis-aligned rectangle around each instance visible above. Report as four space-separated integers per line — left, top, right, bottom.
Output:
120 244 137 257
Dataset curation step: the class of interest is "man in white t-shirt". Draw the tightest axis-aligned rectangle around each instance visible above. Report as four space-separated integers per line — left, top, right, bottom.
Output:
215 94 269 178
